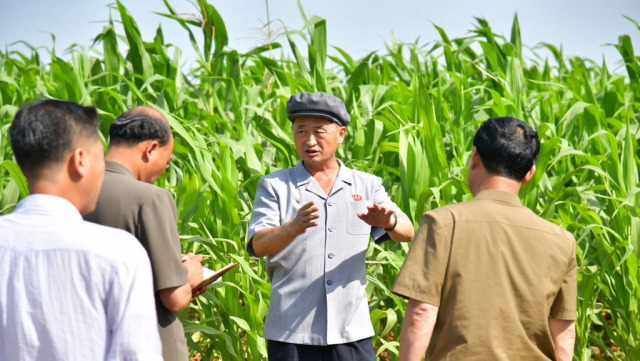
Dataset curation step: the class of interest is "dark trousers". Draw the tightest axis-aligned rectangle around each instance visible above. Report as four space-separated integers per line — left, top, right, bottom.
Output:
267 338 376 361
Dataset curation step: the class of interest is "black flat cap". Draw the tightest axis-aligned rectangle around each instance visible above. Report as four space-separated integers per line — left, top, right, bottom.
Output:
286 92 350 127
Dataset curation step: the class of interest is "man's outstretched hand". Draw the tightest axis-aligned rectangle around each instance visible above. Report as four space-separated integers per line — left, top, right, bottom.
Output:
357 203 395 229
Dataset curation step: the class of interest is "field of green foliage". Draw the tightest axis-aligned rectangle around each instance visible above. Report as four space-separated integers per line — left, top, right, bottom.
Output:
1 1 638 360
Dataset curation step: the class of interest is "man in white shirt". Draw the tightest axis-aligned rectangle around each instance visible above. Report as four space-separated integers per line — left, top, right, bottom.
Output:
0 99 163 361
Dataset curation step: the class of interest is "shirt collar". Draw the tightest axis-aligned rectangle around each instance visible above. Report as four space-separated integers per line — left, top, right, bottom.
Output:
15 194 83 221
336 160 354 185
105 160 135 178
474 189 522 206
292 159 354 187
292 160 354 199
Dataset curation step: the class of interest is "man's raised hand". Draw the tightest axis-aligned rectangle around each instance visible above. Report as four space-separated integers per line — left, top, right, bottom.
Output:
285 201 320 236
357 203 395 229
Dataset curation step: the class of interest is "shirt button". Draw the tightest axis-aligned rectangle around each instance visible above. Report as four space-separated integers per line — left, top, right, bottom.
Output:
328 201 334 206
328 253 335 259
327 280 333 286
328 226 335 232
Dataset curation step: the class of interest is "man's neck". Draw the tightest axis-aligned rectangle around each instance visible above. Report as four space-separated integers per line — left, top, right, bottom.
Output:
303 159 341 196
105 149 141 181
29 181 85 214
473 175 521 196
302 158 340 177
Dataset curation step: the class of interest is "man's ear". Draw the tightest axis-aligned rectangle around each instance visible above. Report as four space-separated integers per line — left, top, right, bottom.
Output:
338 126 346 144
469 147 481 170
141 140 160 163
521 165 536 185
68 147 87 181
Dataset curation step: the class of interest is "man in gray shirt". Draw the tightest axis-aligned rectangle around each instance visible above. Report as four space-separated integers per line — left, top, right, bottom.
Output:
248 92 414 361
85 106 203 361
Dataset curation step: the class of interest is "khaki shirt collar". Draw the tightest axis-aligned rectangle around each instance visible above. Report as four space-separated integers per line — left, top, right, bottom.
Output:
474 189 522 206
105 160 135 179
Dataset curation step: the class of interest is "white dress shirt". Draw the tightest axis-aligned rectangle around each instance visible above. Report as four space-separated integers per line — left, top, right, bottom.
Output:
0 194 163 361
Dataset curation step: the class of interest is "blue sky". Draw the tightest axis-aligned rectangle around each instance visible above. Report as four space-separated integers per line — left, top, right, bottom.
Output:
1 0 638 70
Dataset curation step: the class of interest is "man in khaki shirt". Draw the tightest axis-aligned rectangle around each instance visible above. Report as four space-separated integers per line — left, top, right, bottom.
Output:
85 106 204 361
393 117 577 361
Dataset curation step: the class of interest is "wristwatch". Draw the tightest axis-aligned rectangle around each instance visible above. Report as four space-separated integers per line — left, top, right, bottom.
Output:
383 212 398 232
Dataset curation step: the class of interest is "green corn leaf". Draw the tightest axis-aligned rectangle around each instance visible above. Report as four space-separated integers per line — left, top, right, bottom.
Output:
116 0 153 82
0 160 28 198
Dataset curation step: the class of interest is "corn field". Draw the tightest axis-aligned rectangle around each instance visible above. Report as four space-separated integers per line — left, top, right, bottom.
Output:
1 1 639 360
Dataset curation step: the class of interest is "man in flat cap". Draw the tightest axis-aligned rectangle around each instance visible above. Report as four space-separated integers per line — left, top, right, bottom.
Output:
247 92 414 361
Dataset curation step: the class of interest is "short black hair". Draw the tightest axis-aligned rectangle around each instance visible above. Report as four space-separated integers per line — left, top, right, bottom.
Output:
109 107 171 146
473 116 540 181
9 99 99 176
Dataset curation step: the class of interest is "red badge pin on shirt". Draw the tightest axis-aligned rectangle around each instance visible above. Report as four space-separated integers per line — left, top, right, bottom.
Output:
352 194 362 201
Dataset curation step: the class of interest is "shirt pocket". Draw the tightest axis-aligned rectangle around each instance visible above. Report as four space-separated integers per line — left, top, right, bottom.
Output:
346 200 372 235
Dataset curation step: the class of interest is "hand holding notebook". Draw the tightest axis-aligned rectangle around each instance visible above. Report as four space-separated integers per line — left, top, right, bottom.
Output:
194 262 238 290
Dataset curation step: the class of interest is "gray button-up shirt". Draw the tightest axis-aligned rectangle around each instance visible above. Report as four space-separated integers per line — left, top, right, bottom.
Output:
248 160 405 345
